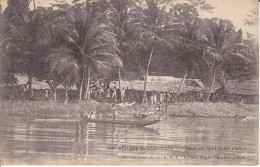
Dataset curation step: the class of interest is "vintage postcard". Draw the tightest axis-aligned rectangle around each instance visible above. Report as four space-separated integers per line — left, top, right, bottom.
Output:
0 0 259 165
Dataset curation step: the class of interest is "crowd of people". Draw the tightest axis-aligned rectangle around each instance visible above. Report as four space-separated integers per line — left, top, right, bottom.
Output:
93 86 188 105
0 80 227 104
2 83 254 105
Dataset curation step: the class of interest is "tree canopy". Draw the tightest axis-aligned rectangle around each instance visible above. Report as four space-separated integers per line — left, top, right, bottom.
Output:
0 0 258 101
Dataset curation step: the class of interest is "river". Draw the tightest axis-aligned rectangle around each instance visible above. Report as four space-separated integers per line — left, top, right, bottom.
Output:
0 114 258 165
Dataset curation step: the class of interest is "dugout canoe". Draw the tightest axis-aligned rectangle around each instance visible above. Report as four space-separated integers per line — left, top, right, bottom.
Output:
81 114 160 126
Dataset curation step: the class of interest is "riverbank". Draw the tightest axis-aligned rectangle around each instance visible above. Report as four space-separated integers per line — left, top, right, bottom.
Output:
167 102 258 118
0 99 258 119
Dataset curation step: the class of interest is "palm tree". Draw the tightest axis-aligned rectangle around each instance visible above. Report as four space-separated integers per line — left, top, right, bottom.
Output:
0 47 18 86
2 10 46 99
75 0 130 102
103 0 133 102
46 47 80 102
199 18 254 102
167 4 203 99
129 0 174 96
172 25 203 100
48 7 122 102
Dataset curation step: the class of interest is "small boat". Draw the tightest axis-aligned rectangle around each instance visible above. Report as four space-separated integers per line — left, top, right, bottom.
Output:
80 113 160 126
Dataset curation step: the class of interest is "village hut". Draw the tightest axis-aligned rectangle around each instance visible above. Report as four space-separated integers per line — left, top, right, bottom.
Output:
225 80 258 104
209 79 258 104
109 76 205 102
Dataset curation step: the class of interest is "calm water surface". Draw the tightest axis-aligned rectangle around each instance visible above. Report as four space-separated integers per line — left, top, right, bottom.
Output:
0 113 258 165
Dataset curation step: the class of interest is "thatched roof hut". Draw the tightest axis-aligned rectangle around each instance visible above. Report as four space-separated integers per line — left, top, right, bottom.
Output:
225 80 258 96
14 75 49 89
109 78 205 93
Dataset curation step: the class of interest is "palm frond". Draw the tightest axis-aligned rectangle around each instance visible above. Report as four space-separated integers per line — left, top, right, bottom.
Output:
228 52 254 63
154 34 173 50
91 52 123 68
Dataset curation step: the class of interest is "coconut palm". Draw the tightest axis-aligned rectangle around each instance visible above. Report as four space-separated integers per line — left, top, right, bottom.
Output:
46 47 80 102
1 10 46 99
171 23 204 99
99 0 134 102
167 3 204 99
128 0 174 97
199 18 254 102
226 33 259 80
47 7 122 102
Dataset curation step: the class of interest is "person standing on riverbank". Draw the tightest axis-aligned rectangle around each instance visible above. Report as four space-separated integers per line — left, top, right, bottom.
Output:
153 91 157 104
150 94 154 105
106 88 110 98
121 87 125 99
159 92 163 103
45 89 48 97
142 93 148 106
112 86 117 99
165 92 170 104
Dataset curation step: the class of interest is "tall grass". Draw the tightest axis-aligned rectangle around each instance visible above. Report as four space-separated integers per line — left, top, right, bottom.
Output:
167 102 258 117
0 99 258 118
0 100 94 117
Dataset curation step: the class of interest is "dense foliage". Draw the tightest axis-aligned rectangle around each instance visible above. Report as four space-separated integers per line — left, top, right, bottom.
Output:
0 0 258 101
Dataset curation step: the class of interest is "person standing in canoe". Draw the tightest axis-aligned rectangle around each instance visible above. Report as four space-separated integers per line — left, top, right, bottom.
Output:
88 110 96 119
111 104 118 119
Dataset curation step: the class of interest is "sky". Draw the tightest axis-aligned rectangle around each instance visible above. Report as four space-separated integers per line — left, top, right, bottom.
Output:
0 0 258 37
198 0 258 38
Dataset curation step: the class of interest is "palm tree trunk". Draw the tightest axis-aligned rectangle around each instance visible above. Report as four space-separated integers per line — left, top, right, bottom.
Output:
207 61 217 103
32 0 36 11
84 67 91 102
64 83 68 104
76 83 81 96
86 0 90 7
53 87 57 101
222 71 226 94
175 72 187 100
27 75 33 99
144 45 154 95
79 71 84 102
118 67 123 102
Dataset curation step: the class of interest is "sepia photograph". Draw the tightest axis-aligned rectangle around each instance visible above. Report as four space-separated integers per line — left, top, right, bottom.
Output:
0 0 259 165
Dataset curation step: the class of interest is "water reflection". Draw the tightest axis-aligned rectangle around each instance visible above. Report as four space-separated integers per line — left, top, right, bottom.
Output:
0 114 258 165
